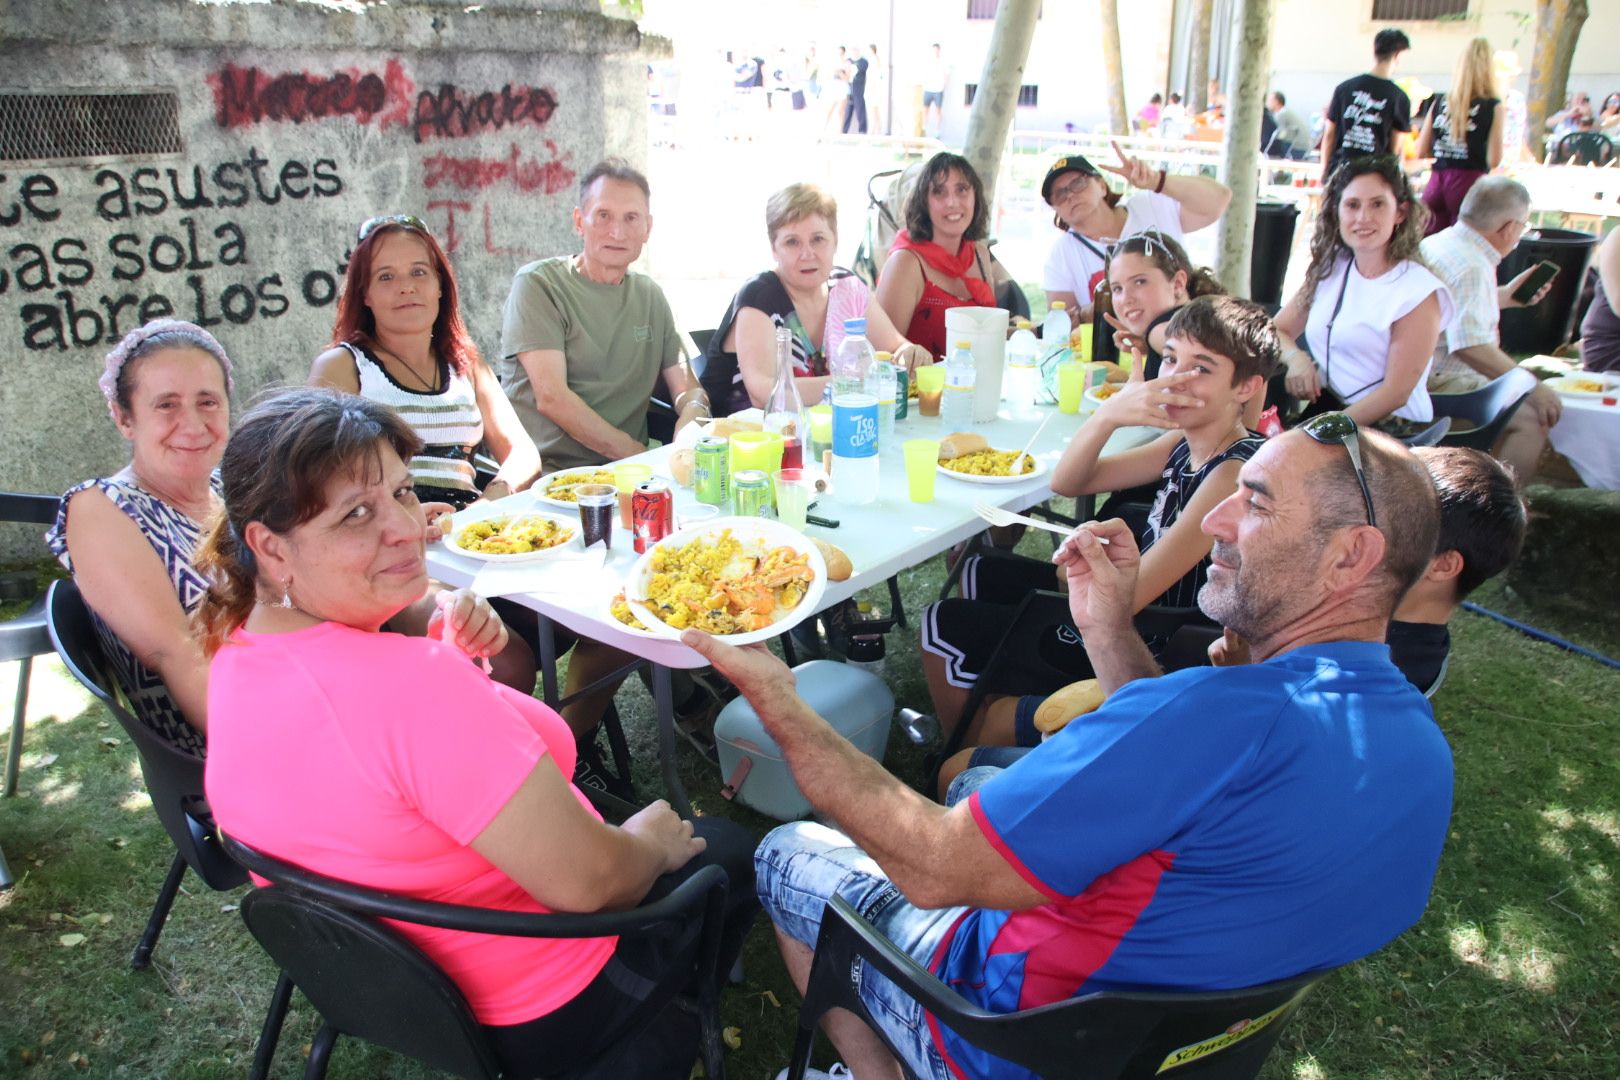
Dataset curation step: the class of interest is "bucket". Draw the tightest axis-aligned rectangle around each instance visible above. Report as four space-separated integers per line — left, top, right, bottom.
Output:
944 306 1009 422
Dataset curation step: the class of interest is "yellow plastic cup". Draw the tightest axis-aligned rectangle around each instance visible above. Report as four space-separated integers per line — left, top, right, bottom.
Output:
773 469 810 530
1057 361 1085 415
1072 323 1094 363
903 439 940 502
914 364 946 417
612 462 652 493
809 404 833 443
729 430 785 476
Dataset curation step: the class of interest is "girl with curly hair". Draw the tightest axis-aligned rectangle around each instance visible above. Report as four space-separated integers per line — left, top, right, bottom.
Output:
1276 156 1454 434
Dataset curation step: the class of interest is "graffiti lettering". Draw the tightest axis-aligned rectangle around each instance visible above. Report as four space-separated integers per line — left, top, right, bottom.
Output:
422 141 576 196
413 82 559 143
20 272 298 350
0 173 61 226
95 153 342 221
209 60 414 130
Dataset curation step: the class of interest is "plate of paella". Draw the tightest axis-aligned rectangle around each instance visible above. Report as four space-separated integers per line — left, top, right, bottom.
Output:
1547 373 1619 398
617 517 827 645
442 507 579 563
534 467 620 508
935 432 1047 486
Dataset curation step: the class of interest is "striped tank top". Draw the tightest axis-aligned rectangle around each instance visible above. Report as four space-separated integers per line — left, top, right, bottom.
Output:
343 342 483 502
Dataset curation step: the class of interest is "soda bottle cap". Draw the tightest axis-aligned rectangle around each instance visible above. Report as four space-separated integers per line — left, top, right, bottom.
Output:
844 317 868 335
1051 300 1067 310
874 351 893 361
1017 319 1034 329
955 339 971 349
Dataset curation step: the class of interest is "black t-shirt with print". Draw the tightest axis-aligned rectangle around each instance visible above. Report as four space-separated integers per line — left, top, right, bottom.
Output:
1430 94 1499 172
1327 73 1412 172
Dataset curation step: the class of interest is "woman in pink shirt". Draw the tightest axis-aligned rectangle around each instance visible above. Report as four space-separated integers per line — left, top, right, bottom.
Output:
195 388 755 1074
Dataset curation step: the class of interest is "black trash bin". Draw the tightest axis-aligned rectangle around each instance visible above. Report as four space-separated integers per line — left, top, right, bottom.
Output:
1250 201 1300 308
1497 227 1599 354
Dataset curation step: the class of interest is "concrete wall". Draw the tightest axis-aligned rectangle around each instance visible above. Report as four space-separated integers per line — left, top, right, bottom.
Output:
0 0 657 557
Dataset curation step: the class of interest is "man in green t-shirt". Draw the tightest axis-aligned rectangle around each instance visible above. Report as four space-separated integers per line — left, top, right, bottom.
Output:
499 159 710 473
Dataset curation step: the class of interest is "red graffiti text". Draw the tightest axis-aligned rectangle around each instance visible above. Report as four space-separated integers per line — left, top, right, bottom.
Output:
413 83 559 143
422 142 576 196
209 60 414 130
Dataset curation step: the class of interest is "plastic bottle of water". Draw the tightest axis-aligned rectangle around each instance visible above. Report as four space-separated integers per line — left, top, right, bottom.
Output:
1004 320 1039 408
869 350 897 444
1041 301 1072 367
941 339 977 430
831 318 879 505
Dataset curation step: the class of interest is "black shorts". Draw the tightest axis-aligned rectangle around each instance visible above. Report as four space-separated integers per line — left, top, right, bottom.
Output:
920 553 1095 695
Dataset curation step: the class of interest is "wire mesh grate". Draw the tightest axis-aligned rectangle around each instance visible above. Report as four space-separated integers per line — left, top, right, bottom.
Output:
0 91 182 162
1370 0 1469 20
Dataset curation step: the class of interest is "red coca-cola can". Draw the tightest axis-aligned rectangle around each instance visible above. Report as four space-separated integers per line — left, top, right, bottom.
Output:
632 479 674 553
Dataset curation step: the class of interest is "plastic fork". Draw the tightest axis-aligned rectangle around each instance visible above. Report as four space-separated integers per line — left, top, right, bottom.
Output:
973 502 1110 543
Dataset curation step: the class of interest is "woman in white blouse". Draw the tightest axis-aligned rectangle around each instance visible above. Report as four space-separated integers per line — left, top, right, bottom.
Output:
1277 156 1454 432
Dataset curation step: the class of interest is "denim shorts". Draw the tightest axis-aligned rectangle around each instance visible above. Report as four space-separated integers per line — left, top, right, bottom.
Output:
755 822 963 1080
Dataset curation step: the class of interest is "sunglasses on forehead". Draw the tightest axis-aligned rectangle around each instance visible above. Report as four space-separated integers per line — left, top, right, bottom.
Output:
1301 412 1377 528
356 214 429 243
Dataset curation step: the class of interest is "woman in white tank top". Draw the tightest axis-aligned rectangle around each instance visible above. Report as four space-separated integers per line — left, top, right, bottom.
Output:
310 215 541 509
1275 157 1454 431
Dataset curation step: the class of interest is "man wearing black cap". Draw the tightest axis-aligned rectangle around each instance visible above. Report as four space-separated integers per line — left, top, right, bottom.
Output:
1321 28 1414 182
1041 141 1231 329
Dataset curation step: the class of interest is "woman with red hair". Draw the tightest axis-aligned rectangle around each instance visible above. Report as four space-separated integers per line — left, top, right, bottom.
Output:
312 214 541 509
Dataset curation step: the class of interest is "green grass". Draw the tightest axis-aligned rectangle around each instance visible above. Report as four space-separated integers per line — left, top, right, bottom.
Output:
2 535 1617 1078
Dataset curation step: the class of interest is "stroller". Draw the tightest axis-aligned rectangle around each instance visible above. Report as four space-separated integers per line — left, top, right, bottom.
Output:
854 164 1031 323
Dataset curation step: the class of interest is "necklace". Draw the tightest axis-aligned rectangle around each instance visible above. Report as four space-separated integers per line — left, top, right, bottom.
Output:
374 342 441 393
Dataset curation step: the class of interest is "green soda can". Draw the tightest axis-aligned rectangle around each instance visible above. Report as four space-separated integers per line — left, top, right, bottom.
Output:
694 436 729 506
894 367 909 420
731 469 774 519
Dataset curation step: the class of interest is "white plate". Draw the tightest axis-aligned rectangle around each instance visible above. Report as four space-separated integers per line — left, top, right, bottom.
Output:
1548 373 1619 398
936 452 1048 486
672 408 767 449
623 516 827 646
606 592 665 637
533 468 620 508
443 508 580 563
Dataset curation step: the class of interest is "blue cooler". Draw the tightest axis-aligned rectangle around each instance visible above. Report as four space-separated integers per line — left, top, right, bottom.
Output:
714 659 894 821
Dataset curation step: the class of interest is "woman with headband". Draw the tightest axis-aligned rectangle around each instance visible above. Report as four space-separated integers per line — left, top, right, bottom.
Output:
47 320 521 754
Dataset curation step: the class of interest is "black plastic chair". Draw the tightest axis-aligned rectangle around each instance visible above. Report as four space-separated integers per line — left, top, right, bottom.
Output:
223 834 733 1080
45 578 247 969
1430 369 1537 452
1554 131 1615 166
936 589 1218 773
2 491 60 802
788 895 1330 1080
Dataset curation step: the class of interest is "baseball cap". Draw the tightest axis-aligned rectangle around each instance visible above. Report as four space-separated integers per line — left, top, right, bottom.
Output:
1041 155 1101 202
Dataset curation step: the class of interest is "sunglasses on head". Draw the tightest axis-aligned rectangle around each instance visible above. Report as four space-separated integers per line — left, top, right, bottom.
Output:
356 214 429 243
1300 412 1377 528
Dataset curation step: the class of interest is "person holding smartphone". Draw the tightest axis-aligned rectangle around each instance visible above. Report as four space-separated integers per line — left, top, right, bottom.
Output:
1419 177 1561 484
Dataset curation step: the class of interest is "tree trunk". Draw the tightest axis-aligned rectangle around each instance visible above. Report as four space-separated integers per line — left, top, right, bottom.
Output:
963 0 1041 211
1187 0 1214 113
1215 0 1273 296
1100 0 1129 135
1525 0 1589 160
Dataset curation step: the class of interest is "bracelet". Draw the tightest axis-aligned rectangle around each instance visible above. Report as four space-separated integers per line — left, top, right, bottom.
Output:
1155 168 1167 194
680 397 712 416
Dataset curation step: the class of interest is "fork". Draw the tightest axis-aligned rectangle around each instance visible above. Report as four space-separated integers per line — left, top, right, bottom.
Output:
973 502 1110 543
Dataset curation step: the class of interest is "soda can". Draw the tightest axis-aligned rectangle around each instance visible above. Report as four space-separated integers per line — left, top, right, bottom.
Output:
894 368 909 420
632 479 674 553
731 469 773 519
693 436 729 506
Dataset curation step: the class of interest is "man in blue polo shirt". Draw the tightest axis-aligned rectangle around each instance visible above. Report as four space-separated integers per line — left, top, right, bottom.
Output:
683 422 1454 1080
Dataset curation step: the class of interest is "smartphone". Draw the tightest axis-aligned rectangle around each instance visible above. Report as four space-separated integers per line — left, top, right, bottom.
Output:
1512 260 1560 305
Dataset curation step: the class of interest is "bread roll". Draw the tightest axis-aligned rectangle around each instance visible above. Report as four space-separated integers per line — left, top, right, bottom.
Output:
1033 678 1105 735
669 448 696 488
937 431 991 460
812 539 853 581
710 416 764 439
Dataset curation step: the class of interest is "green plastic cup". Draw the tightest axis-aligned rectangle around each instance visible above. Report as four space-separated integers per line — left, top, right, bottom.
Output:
903 439 940 502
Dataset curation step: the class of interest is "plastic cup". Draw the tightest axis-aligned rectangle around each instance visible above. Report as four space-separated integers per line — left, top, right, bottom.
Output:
612 463 652 527
678 502 721 529
808 404 834 460
1072 324 1094 364
729 430 785 476
1057 361 1085 415
903 439 940 502
915 365 946 418
773 469 810 530
574 484 616 549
